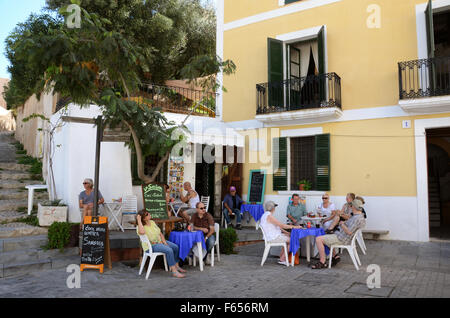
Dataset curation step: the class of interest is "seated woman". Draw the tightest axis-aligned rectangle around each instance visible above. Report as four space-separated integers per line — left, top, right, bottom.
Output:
260 201 302 265
324 192 355 233
136 210 186 278
316 193 336 230
79 178 104 230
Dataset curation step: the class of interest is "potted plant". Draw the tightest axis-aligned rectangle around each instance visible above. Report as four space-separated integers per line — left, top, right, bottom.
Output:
296 179 312 191
37 199 68 227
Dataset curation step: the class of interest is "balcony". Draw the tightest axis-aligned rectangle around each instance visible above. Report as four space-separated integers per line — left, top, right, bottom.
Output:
255 73 342 124
398 56 450 114
132 83 217 118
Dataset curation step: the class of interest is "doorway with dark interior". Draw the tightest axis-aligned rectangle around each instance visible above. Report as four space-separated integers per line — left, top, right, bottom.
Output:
426 127 450 240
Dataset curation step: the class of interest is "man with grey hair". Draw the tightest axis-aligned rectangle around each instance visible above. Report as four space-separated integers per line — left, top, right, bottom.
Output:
312 199 366 269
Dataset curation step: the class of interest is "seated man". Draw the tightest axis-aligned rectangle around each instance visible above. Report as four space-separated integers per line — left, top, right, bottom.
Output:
179 182 200 223
190 202 215 264
324 192 355 234
222 186 245 230
311 199 366 269
286 194 307 226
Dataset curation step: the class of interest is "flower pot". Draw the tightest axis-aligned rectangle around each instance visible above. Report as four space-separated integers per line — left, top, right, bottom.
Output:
37 203 68 227
299 184 305 191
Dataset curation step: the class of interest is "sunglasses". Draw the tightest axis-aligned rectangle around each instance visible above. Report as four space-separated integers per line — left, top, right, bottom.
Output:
199 207 206 210
322 197 329 200
83 182 89 185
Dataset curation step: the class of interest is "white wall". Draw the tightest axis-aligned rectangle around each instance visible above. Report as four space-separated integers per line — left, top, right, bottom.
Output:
51 104 133 222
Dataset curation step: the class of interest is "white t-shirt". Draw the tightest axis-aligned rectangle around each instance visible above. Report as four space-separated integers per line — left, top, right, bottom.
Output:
188 191 200 209
318 202 336 218
260 211 282 242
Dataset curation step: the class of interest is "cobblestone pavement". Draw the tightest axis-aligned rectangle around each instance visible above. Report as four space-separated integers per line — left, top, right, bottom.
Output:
1 239 449 298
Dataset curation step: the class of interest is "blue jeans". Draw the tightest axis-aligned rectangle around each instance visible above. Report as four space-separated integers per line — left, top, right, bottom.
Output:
148 241 180 267
223 208 242 225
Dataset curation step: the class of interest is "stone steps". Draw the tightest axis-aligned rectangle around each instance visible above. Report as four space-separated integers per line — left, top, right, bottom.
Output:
0 189 48 201
0 199 29 212
0 179 43 190
0 170 36 181
0 234 49 252
0 163 31 172
0 211 29 223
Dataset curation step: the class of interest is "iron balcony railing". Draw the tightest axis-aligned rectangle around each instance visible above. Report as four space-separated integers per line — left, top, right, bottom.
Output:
256 72 341 115
398 56 450 99
133 83 217 118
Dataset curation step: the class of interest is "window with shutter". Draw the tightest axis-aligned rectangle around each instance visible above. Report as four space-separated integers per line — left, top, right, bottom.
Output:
315 134 330 191
268 38 284 108
273 137 288 191
285 0 301 4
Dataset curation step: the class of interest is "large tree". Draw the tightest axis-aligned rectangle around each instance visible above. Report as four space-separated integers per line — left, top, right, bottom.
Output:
4 0 235 188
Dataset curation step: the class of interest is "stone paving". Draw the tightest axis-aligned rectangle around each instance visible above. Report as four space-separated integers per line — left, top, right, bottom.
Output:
0 239 449 298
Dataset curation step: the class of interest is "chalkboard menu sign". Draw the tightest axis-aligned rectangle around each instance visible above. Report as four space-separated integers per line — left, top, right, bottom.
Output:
142 183 169 220
248 170 266 204
80 216 108 273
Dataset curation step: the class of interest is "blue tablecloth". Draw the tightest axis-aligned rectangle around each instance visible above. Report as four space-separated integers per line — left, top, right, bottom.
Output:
168 230 207 261
240 204 265 222
289 228 329 256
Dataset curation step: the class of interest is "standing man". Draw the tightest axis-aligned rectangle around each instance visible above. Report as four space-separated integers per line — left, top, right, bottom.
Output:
222 186 245 230
190 202 215 264
179 182 200 223
286 194 307 226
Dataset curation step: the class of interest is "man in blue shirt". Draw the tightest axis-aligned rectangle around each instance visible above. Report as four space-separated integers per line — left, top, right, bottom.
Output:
222 186 245 230
286 194 307 225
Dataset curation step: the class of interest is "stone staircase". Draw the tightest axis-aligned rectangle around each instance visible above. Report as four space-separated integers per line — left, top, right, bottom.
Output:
0 131 79 278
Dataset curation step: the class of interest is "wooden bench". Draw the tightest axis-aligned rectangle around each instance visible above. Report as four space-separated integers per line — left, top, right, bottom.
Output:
362 229 389 240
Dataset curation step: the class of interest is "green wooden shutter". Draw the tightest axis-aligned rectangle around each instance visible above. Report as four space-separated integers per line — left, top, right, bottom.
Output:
315 134 330 191
285 0 300 4
425 0 435 59
273 137 287 191
268 38 284 108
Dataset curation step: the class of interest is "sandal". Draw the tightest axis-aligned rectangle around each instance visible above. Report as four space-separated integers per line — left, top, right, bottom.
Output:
172 271 185 278
311 261 327 269
331 256 341 267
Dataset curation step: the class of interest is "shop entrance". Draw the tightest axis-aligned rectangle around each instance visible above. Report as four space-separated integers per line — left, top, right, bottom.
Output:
426 127 450 240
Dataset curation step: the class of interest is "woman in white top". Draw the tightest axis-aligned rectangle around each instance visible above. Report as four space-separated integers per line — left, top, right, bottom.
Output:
260 201 302 265
318 193 336 230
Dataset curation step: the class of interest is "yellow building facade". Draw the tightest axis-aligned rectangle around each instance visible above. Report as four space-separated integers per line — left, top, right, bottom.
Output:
217 0 450 241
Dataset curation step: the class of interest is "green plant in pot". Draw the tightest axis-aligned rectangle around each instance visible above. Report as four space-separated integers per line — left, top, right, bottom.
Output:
297 179 312 191
219 227 238 254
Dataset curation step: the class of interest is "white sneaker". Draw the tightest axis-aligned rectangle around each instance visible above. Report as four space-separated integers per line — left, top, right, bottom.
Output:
277 260 288 266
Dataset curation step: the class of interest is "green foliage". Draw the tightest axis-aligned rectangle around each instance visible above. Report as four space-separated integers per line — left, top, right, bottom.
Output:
17 215 39 227
45 222 73 251
16 155 42 177
219 227 238 255
297 179 312 191
40 199 67 207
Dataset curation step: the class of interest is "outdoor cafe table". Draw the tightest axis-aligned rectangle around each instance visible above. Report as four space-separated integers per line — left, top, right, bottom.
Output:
169 230 207 271
168 200 188 217
289 228 329 265
240 204 265 228
301 216 326 227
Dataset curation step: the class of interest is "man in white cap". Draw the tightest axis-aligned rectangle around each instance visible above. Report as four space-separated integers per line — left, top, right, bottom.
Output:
260 201 302 265
311 198 366 269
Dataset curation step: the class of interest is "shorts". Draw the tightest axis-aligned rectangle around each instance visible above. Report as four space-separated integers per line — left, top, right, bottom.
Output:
269 234 290 244
321 234 344 247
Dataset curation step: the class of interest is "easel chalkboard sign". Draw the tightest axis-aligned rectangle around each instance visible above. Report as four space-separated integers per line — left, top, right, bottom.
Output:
80 216 111 273
142 183 169 220
247 169 266 205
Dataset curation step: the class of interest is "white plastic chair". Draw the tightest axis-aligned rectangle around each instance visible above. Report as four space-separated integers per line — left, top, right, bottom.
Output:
356 229 367 255
259 221 289 267
211 223 221 266
121 195 138 230
328 229 362 270
138 234 168 279
200 196 210 211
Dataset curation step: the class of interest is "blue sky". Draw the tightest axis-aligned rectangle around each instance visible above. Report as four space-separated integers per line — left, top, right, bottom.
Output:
0 0 48 79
